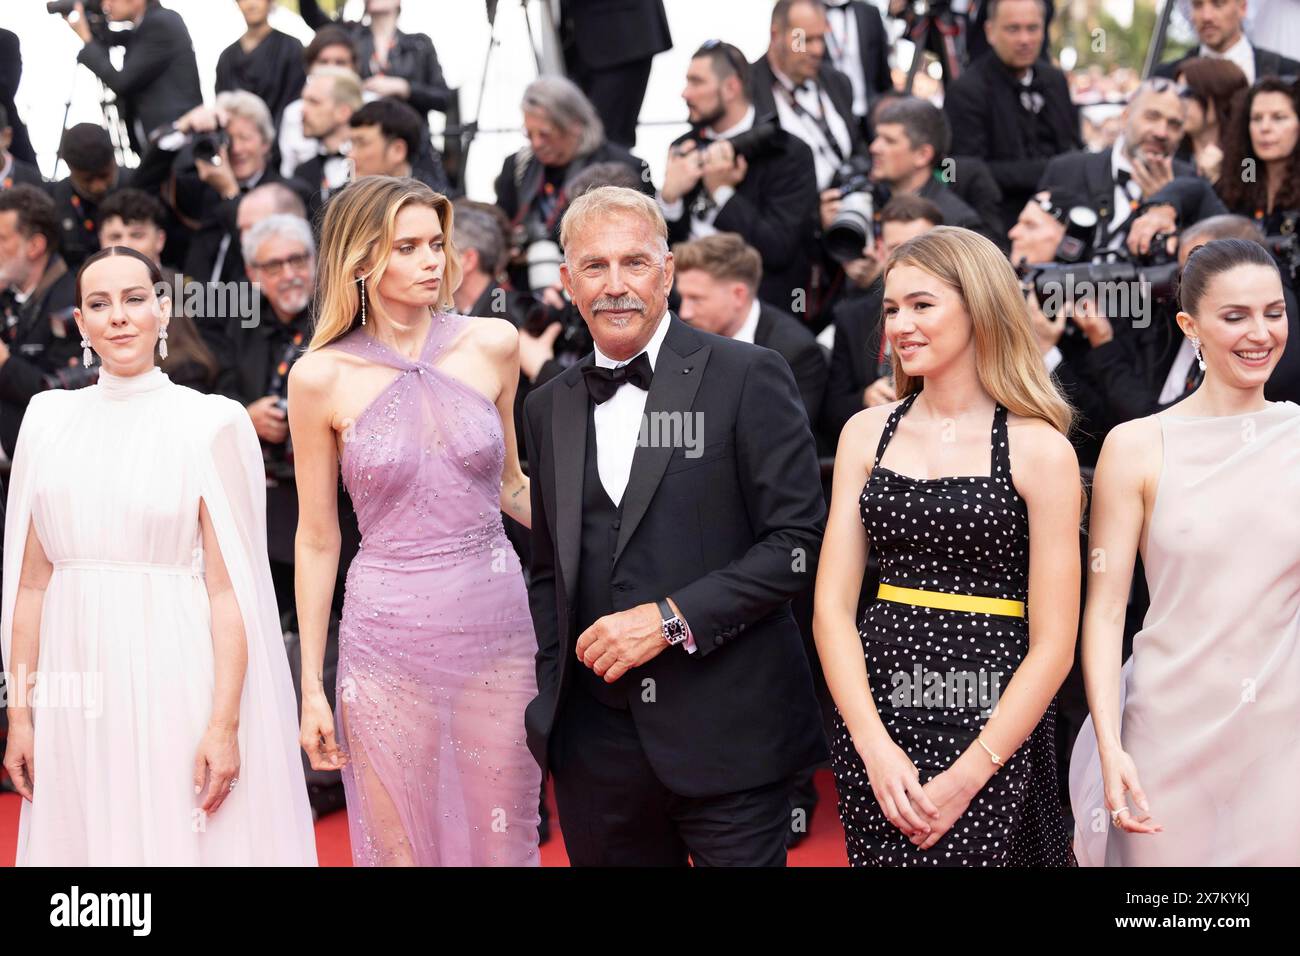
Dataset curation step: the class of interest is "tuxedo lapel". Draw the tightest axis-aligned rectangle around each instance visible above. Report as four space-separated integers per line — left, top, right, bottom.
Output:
613 316 710 565
552 355 593 608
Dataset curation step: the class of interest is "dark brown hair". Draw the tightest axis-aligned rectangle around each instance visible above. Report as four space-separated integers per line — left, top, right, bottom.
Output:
1216 78 1300 215
74 245 164 307
1176 56 1248 130
1176 237 1279 315
881 193 945 227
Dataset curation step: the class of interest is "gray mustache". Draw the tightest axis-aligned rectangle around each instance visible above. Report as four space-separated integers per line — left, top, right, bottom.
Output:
592 294 646 313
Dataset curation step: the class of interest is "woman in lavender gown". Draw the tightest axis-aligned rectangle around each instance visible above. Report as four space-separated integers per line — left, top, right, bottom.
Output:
288 176 541 865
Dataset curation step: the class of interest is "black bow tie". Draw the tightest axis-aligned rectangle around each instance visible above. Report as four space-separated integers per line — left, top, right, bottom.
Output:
582 352 653 403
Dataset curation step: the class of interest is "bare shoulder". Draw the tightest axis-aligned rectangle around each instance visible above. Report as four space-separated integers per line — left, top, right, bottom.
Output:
463 315 519 359
1095 414 1162 484
1006 413 1078 474
287 345 343 400
838 401 899 468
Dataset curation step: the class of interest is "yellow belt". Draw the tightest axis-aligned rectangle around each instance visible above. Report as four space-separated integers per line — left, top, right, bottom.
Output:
877 583 1025 618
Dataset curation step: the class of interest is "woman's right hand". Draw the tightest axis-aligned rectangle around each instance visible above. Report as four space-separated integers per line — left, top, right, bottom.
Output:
300 694 348 772
3 717 35 801
859 736 940 838
1099 747 1162 834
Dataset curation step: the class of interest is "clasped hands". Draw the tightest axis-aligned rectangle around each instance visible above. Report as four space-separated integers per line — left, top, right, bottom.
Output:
861 737 993 851
575 601 677 684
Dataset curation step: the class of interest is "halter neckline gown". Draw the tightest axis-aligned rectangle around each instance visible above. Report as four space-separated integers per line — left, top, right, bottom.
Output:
830 392 1075 866
325 312 541 866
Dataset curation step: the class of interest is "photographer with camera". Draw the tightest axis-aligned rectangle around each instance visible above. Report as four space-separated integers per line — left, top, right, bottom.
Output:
59 0 202 157
47 123 122 272
495 75 652 296
661 41 819 314
1039 78 1195 254
0 186 84 459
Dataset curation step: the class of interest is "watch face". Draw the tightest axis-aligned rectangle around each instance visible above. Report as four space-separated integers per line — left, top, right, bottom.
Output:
662 619 687 644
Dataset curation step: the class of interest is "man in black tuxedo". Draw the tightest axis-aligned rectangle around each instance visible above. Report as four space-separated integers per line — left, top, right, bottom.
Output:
672 232 827 426
660 42 819 315
751 0 868 190
522 187 828 866
1038 79 1194 254
820 0 894 137
558 0 673 149
0 30 36 166
1154 0 1300 83
63 0 202 157
943 0 1081 234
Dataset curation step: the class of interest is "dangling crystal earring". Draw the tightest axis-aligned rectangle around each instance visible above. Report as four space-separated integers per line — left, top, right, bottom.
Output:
81 334 95 367
1192 336 1206 371
158 325 168 360
358 276 367 326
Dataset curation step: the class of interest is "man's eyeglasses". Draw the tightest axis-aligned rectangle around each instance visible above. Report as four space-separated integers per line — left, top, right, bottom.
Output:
251 252 312 276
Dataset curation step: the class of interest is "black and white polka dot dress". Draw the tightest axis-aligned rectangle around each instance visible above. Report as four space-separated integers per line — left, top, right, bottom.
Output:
830 392 1075 867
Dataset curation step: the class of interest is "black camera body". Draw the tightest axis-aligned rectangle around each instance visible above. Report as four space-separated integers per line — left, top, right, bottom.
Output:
191 128 231 166
48 1 111 42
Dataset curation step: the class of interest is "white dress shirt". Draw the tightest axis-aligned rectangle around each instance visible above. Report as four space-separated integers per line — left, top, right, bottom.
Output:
590 309 695 651
657 106 755 238
823 0 868 117
770 63 854 189
1106 135 1144 251
731 299 762 344
1200 34 1256 85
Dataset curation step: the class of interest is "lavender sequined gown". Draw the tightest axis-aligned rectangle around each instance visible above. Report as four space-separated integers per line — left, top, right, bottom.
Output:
326 313 541 866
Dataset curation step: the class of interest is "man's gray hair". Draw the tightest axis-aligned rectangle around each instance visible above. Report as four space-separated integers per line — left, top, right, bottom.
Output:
243 213 316 268
453 202 507 276
214 90 275 146
560 186 669 265
521 75 604 156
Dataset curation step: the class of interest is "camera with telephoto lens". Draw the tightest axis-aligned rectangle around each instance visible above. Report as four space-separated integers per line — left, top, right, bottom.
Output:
1016 252 1180 322
824 156 885 264
1264 211 1300 284
513 218 563 293
47 0 110 39
720 117 780 162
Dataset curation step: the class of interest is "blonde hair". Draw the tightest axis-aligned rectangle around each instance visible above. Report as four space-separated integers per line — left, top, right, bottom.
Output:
560 186 667 263
306 65 364 112
884 226 1074 436
308 176 462 351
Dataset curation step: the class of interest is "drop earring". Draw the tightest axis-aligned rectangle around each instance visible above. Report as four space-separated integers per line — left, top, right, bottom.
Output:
359 276 367 326
1192 336 1206 371
81 334 95 367
158 326 168 360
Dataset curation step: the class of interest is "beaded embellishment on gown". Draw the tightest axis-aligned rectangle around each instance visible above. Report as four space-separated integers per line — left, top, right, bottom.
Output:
326 313 541 866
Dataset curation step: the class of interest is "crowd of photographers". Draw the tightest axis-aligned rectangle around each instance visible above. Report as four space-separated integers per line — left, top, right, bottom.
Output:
2 0 1300 823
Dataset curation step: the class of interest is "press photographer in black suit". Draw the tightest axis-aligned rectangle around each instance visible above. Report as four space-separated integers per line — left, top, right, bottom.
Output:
660 42 819 315
62 0 202 156
522 187 828 866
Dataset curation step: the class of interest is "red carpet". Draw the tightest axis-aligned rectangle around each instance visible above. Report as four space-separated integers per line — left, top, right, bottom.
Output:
0 770 849 866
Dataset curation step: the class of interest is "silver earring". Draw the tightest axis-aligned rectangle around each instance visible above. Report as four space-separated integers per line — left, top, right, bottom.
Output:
81 335 94 367
359 276 366 326
158 327 168 360
1192 337 1206 371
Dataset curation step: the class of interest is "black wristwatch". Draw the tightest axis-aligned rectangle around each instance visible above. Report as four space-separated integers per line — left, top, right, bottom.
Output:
656 598 688 646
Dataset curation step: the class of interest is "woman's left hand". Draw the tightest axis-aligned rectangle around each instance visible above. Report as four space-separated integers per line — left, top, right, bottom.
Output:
193 724 241 816
910 765 978 850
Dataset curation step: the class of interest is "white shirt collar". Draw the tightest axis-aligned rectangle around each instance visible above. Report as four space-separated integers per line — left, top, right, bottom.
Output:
1111 134 1133 177
705 105 756 141
593 308 672 370
770 61 807 94
732 298 761 344
1205 33 1253 64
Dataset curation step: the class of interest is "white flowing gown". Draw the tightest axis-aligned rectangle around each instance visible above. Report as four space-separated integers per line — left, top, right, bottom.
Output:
0 366 316 865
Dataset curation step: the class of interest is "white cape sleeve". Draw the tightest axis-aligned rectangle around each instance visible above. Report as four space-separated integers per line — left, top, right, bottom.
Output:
191 398 317 865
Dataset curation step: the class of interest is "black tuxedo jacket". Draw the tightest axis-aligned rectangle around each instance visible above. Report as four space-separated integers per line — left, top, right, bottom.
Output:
943 52 1081 232
75 4 202 155
754 301 828 427
836 0 893 113
749 53 867 161
821 278 883 444
1154 44 1300 82
521 315 829 797
559 0 672 72
665 122 819 312
1038 147 1196 237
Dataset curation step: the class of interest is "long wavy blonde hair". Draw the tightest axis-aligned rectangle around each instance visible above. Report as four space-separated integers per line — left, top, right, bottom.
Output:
307 176 462 351
884 226 1074 436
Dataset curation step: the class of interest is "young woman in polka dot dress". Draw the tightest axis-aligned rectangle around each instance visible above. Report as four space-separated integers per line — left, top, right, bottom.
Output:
814 227 1081 866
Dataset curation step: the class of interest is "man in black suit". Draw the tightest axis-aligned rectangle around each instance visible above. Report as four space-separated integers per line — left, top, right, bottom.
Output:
672 232 827 426
661 42 819 315
0 30 37 166
558 0 673 149
943 0 1081 234
751 0 868 191
522 186 828 866
289 68 364 225
47 125 122 273
1038 79 1193 254
867 96 992 238
1154 0 1300 83
63 0 202 156
0 187 85 458
1 107 43 191
820 0 894 137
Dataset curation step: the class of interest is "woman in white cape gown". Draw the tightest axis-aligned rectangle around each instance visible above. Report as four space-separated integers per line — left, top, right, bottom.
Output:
0 247 315 865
